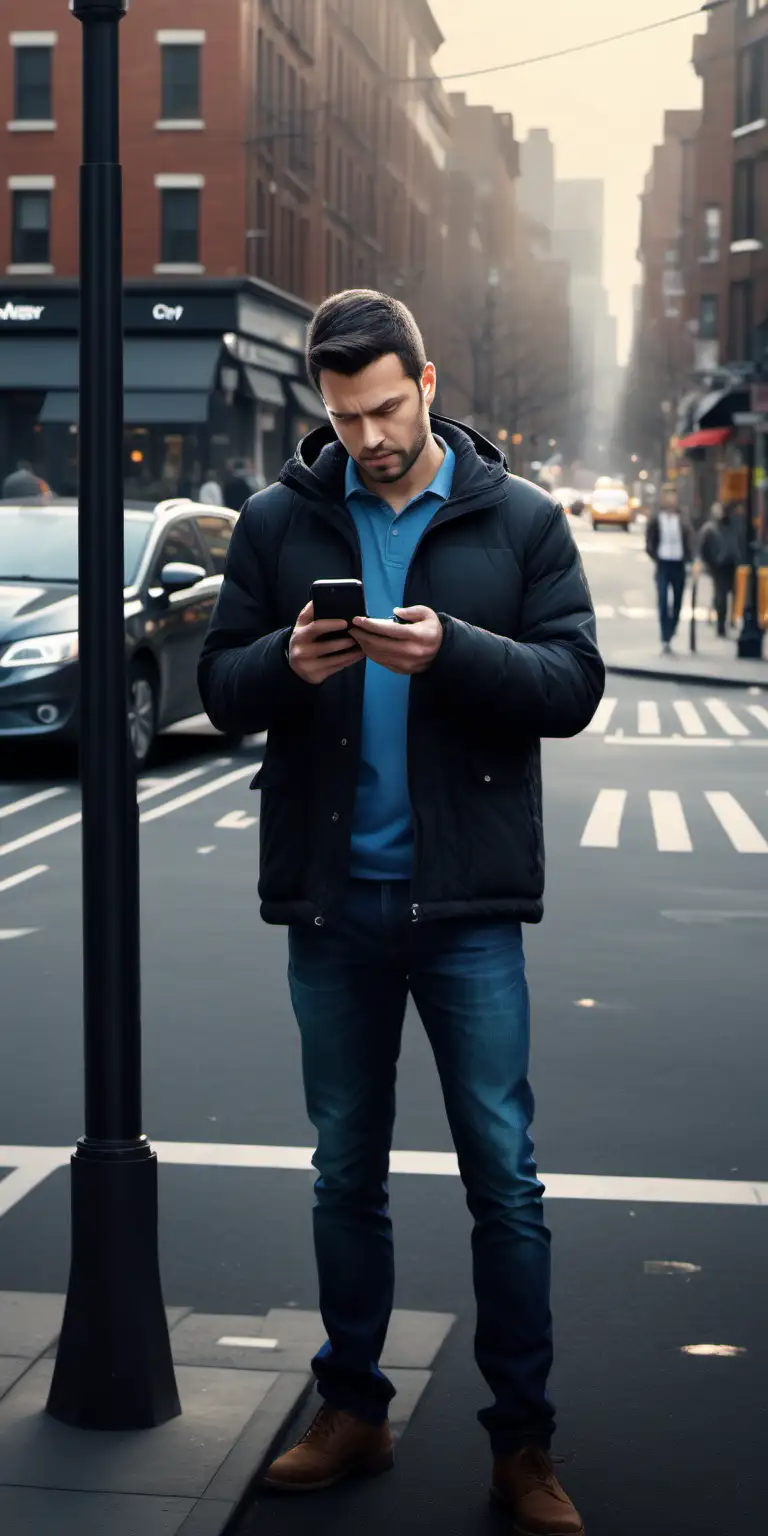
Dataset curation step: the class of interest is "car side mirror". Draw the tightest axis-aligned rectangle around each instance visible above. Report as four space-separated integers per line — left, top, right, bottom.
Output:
159 561 207 594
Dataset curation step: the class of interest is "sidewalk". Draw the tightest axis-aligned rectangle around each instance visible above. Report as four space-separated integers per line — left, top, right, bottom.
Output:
600 611 768 688
0 1292 453 1536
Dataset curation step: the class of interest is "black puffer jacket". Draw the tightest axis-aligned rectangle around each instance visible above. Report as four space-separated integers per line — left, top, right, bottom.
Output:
198 416 605 926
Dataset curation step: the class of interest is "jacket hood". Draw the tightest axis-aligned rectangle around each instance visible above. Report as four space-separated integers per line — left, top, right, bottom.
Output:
281 413 510 510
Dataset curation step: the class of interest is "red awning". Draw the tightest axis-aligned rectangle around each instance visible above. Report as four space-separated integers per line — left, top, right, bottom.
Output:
677 427 732 450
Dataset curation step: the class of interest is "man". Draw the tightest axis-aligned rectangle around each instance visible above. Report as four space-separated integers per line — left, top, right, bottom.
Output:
698 501 739 637
198 469 225 507
198 291 604 1535
223 458 256 510
646 482 694 654
1 460 49 498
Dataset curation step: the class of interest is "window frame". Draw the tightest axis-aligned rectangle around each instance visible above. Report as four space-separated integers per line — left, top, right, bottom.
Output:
14 44 53 123
11 188 51 266
160 186 201 266
160 42 202 122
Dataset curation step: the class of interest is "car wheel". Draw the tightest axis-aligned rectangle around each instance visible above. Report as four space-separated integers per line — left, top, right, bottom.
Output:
127 662 158 769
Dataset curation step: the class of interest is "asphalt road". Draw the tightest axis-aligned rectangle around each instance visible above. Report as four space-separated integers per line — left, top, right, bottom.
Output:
0 526 766 1534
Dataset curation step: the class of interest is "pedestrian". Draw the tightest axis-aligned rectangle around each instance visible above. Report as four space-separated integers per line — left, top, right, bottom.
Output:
223 458 255 510
698 501 739 637
646 482 694 654
198 469 224 506
1 459 50 498
199 290 604 1535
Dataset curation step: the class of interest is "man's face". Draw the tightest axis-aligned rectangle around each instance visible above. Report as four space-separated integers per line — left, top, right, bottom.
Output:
660 488 677 512
319 354 435 483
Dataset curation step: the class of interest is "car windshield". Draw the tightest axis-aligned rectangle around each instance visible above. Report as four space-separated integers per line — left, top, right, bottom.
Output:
592 491 629 512
0 507 154 585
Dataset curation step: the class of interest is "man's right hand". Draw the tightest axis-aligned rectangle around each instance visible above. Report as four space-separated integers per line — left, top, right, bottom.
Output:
288 601 364 686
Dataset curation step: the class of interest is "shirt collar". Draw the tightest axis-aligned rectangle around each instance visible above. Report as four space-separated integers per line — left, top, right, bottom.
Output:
345 437 455 506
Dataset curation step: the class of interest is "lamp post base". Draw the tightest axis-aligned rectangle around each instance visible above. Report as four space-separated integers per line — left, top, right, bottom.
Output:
46 1142 181 1430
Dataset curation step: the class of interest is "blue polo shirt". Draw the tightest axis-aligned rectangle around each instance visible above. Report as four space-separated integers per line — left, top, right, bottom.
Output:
345 440 455 879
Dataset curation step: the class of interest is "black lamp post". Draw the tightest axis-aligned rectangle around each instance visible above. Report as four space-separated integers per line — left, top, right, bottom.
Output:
47 0 180 1430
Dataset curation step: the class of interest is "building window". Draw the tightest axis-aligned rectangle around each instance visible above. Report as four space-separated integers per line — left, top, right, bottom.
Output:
733 158 757 240
12 189 51 265
729 279 754 362
161 44 201 119
737 42 767 127
14 45 52 121
699 296 718 340
745 0 768 17
701 205 721 262
161 188 200 264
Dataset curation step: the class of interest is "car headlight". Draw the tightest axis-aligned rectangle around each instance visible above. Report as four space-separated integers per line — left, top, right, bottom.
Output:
0 631 79 667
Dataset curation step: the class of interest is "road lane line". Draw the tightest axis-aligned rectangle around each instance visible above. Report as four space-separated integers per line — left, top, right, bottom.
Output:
215 810 258 830
0 787 68 820
649 791 692 852
580 789 626 848
748 704 768 731
585 697 617 735
593 604 615 620
705 792 768 853
673 700 707 737
0 1149 69 1219
140 764 257 823
638 701 661 735
0 865 48 894
0 767 209 859
0 928 38 941
704 698 750 737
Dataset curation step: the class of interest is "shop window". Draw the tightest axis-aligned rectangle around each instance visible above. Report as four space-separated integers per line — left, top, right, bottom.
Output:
161 45 201 120
161 188 200 264
15 46 52 121
196 516 234 576
12 190 51 265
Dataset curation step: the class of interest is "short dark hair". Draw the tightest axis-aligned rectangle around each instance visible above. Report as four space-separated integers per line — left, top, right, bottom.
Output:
306 289 427 394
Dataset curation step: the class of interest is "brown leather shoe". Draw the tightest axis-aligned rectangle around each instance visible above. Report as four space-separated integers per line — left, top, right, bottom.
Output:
263 1405 394 1492
492 1446 584 1535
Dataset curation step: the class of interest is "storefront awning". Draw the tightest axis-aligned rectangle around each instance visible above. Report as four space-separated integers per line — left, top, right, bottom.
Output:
124 338 221 392
39 390 210 425
696 387 750 430
0 336 78 390
244 366 285 408
289 380 327 421
677 427 732 450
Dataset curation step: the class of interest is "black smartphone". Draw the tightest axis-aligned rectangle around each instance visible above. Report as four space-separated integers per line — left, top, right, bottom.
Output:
311 579 366 631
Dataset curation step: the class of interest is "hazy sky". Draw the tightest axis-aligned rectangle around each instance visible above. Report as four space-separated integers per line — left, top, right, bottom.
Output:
430 0 707 364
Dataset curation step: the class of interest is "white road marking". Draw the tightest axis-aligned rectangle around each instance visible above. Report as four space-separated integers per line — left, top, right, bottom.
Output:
0 865 48 894
0 767 208 859
638 701 661 735
704 698 750 737
673 701 707 737
197 846 217 855
580 789 627 848
593 604 615 619
705 792 768 853
662 910 768 923
140 765 257 824
215 810 258 830
0 787 67 820
0 1143 766 1215
585 697 617 734
605 737 734 749
217 1336 279 1350
748 704 768 731
649 791 692 853
0 928 38 941
618 605 655 618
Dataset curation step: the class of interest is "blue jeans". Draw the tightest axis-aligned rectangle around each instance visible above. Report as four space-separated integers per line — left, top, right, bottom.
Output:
288 879 555 1452
656 559 686 643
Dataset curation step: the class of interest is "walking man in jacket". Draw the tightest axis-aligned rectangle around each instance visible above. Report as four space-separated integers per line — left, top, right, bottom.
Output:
199 291 604 1535
646 482 694 654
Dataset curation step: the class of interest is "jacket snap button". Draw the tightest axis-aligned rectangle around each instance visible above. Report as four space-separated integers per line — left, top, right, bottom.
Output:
341 738 347 746
314 916 324 928
484 774 492 783
332 812 339 822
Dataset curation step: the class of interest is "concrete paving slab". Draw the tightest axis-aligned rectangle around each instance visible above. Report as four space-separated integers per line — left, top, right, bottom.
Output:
170 1313 270 1369
205 1372 311 1503
41 1304 195 1358
263 1308 327 1345
175 1501 237 1536
0 1356 31 1399
0 1487 198 1536
387 1369 433 1441
381 1311 456 1370
0 1291 64 1358
0 1359 279 1498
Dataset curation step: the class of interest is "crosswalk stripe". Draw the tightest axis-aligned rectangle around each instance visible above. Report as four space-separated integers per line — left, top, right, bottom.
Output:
580 790 627 848
705 792 768 853
0 787 67 820
0 767 207 860
747 705 768 732
638 701 661 735
673 700 707 737
704 698 750 737
649 792 692 852
586 697 617 734
0 865 48 894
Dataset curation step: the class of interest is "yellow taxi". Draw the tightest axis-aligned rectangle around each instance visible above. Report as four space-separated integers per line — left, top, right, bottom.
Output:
589 484 632 530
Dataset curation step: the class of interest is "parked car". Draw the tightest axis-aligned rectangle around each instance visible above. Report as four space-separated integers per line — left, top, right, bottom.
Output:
588 487 633 531
0 497 238 766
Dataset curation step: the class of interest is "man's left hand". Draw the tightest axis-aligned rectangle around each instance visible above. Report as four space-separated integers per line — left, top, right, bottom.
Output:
351 606 444 675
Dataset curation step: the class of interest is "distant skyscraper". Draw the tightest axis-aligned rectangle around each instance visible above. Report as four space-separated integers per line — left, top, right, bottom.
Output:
552 180 605 281
518 129 556 235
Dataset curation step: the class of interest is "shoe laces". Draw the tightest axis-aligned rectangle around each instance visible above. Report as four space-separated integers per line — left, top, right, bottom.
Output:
300 1406 343 1445
519 1446 556 1485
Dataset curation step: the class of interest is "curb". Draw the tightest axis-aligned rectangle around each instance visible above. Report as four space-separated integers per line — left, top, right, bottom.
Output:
605 662 766 691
